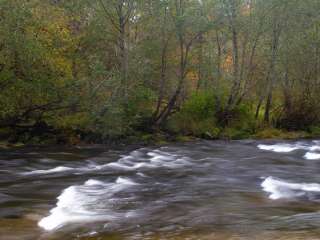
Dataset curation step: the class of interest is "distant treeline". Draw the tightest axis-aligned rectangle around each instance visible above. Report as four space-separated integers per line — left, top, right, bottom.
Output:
1 0 320 144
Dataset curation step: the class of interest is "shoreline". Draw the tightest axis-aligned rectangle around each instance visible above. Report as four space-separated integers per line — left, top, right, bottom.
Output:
0 129 318 150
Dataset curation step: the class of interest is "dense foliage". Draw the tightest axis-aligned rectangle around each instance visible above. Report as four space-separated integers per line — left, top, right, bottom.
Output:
1 0 320 144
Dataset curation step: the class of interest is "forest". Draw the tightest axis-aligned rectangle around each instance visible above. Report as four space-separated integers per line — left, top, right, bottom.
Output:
1 0 320 145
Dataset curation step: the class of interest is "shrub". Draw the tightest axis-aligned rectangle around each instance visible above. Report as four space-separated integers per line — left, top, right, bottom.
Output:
126 86 157 130
218 104 256 139
276 99 320 131
90 86 157 141
308 126 320 137
167 91 219 138
220 127 252 140
254 128 308 139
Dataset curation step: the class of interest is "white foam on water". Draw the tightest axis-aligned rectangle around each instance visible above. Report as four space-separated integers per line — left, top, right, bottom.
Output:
106 161 153 170
147 151 175 161
136 172 147 177
105 162 136 170
24 149 191 176
38 177 139 231
22 166 74 175
261 176 320 200
116 177 138 185
257 144 300 153
37 148 190 231
106 150 190 170
310 145 320 151
304 152 320 160
84 179 106 186
258 142 320 155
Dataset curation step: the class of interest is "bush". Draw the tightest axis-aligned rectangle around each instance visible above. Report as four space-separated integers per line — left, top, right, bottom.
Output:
167 91 220 138
220 127 252 140
218 104 256 139
126 86 157 131
276 99 320 131
308 126 320 137
254 128 308 139
89 86 157 141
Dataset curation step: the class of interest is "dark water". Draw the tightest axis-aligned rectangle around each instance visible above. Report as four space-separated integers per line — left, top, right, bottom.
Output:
1 140 320 240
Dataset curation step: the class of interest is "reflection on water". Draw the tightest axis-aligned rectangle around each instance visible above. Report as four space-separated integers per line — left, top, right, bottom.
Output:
1 140 320 239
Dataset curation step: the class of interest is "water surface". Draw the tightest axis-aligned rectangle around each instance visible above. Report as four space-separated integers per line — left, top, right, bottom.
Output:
1 140 320 239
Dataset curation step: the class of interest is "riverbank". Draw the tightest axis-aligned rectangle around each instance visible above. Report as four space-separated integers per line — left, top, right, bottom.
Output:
1 127 319 149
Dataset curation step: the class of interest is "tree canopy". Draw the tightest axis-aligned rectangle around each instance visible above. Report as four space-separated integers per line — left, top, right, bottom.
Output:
1 0 320 143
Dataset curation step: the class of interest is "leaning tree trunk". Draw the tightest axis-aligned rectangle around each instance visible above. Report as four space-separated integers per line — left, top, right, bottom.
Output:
155 39 188 126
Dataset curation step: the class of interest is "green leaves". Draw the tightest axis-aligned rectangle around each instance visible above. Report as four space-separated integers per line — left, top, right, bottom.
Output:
2 0 320 143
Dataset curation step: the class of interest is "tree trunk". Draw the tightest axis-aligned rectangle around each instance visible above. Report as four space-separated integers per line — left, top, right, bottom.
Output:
215 30 222 88
226 0 240 110
255 96 264 119
264 16 281 123
118 12 128 101
196 33 204 90
155 38 188 126
154 7 169 119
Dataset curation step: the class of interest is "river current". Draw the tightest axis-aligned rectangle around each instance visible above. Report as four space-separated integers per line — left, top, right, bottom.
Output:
1 140 320 239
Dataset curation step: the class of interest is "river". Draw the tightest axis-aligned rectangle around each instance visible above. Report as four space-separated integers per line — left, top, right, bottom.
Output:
1 140 320 239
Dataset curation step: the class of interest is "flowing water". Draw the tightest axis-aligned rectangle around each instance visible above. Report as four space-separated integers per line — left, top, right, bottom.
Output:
1 140 320 240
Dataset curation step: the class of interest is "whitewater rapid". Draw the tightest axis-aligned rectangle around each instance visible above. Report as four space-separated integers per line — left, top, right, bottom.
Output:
258 141 320 160
23 150 191 176
258 141 320 200
261 176 320 200
37 149 192 231
38 177 139 231
32 140 320 232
